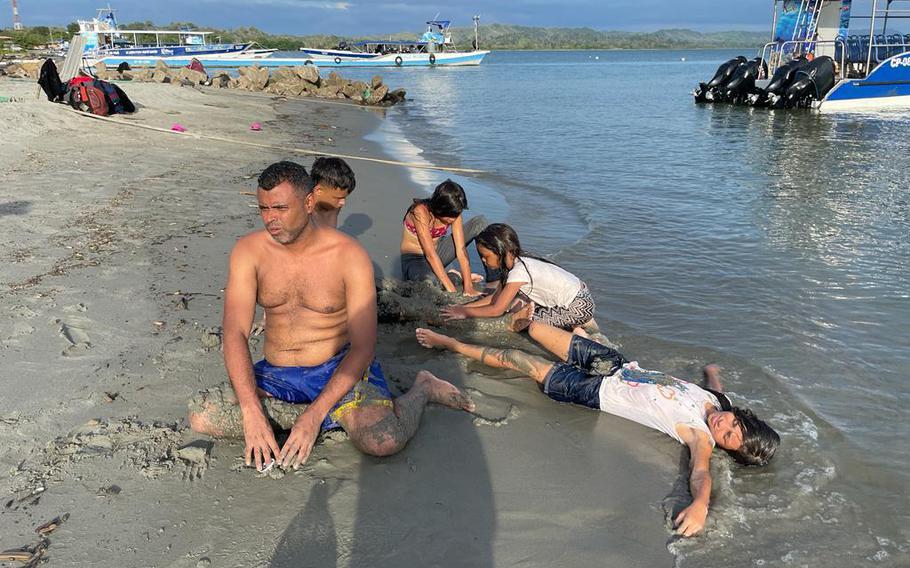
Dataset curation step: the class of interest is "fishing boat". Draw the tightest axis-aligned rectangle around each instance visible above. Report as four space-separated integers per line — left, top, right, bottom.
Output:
77 8 276 67
693 0 910 111
298 18 490 67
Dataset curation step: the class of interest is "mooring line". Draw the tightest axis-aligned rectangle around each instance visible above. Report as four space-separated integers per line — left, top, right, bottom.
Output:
71 109 485 174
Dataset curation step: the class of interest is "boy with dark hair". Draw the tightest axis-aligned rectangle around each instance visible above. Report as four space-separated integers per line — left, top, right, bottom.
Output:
415 316 780 537
310 156 356 227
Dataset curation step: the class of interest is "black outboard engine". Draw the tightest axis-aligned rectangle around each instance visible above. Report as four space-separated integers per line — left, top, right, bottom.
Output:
724 57 766 104
694 56 747 103
750 56 809 107
775 56 836 108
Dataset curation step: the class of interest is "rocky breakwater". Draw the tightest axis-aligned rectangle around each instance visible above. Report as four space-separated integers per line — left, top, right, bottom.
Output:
90 60 407 107
0 60 40 79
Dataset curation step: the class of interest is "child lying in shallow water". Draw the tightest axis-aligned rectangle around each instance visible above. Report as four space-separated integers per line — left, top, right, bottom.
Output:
441 223 597 332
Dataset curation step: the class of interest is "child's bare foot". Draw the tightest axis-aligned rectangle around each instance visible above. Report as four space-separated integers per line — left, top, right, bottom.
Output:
508 301 534 332
415 328 457 350
415 370 475 412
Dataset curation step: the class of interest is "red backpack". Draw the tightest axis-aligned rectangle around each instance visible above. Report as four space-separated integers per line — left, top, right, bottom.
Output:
66 76 109 116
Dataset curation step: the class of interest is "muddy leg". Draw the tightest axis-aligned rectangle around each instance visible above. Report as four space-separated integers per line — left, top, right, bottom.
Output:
415 328 555 384
339 371 474 457
187 388 306 439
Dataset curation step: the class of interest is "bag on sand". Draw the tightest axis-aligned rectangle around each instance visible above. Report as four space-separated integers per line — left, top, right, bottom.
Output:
93 79 136 114
37 59 67 102
66 80 109 116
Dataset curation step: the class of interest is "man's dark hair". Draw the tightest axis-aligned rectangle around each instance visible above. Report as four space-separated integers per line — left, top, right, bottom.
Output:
726 407 780 467
311 157 356 194
258 161 314 195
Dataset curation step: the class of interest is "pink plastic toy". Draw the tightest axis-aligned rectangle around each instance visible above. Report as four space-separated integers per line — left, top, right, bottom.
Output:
171 123 187 132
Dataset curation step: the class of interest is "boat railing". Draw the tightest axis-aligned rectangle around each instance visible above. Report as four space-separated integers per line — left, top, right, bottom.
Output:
760 38 847 80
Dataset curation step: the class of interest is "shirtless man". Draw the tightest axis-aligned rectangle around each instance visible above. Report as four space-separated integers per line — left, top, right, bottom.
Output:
189 161 474 470
415 316 779 537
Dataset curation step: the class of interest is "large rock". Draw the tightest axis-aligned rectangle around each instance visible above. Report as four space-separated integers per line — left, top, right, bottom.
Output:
271 67 297 81
316 80 341 96
315 85 338 98
237 65 269 90
371 75 383 89
387 88 407 103
94 61 111 80
325 72 345 88
342 80 370 101
266 79 306 97
209 72 232 89
132 69 154 82
296 64 320 85
151 61 172 83
151 70 172 83
366 83 389 105
173 67 207 85
3 61 39 79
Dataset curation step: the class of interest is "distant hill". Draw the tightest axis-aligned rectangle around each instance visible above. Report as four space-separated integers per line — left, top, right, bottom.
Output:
444 25 769 50
2 22 769 52
290 25 769 51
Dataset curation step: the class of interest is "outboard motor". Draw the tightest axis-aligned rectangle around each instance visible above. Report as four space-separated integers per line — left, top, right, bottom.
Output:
750 56 809 107
724 57 766 104
694 56 747 103
776 56 836 108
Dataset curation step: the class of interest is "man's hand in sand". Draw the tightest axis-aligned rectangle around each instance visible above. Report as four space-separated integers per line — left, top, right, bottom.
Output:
673 502 708 537
441 305 469 321
279 408 322 469
242 409 281 471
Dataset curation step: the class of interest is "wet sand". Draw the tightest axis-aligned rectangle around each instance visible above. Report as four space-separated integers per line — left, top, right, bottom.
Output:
0 77 678 566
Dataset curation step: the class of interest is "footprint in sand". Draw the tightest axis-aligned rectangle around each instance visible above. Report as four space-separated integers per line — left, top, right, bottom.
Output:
56 320 92 355
466 388 521 427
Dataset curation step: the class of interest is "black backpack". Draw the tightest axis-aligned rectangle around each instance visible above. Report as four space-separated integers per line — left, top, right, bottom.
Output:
37 59 67 102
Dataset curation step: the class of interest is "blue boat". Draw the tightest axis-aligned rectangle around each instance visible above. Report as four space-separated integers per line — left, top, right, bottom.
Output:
695 0 910 111
77 7 276 66
298 17 490 67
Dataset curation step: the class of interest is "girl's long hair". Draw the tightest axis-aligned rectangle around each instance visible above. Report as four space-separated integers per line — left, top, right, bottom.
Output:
406 179 468 221
475 223 558 291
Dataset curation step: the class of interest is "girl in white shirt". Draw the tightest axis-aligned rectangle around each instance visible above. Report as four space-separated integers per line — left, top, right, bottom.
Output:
442 223 596 331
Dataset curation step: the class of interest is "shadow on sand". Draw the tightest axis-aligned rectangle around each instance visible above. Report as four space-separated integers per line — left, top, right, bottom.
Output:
268 328 496 568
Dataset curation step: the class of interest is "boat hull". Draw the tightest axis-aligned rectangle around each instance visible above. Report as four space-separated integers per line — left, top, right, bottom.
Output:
92 50 489 69
820 51 910 111
300 50 489 67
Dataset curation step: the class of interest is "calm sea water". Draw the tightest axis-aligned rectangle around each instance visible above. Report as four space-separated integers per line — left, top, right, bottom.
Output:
323 50 910 565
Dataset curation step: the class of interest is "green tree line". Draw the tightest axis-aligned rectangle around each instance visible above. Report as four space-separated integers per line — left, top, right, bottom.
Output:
2 22 769 51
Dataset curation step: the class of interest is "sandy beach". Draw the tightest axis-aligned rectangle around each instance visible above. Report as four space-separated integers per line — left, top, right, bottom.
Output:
0 76 685 567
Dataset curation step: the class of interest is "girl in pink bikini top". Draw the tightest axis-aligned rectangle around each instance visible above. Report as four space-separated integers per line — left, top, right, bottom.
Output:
404 217 449 238
400 180 481 295
402 180 467 240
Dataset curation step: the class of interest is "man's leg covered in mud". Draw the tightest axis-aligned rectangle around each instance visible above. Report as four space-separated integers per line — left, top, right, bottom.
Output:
338 370 474 457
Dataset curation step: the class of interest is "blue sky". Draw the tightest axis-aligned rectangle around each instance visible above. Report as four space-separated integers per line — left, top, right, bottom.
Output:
5 1 773 34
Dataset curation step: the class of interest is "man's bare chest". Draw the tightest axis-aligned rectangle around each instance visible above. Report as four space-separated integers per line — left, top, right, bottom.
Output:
257 258 345 315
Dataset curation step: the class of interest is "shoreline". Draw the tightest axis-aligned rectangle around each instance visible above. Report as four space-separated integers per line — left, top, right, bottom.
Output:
0 78 677 567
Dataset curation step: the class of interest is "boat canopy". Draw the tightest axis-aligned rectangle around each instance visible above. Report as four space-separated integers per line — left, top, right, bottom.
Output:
355 40 430 46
